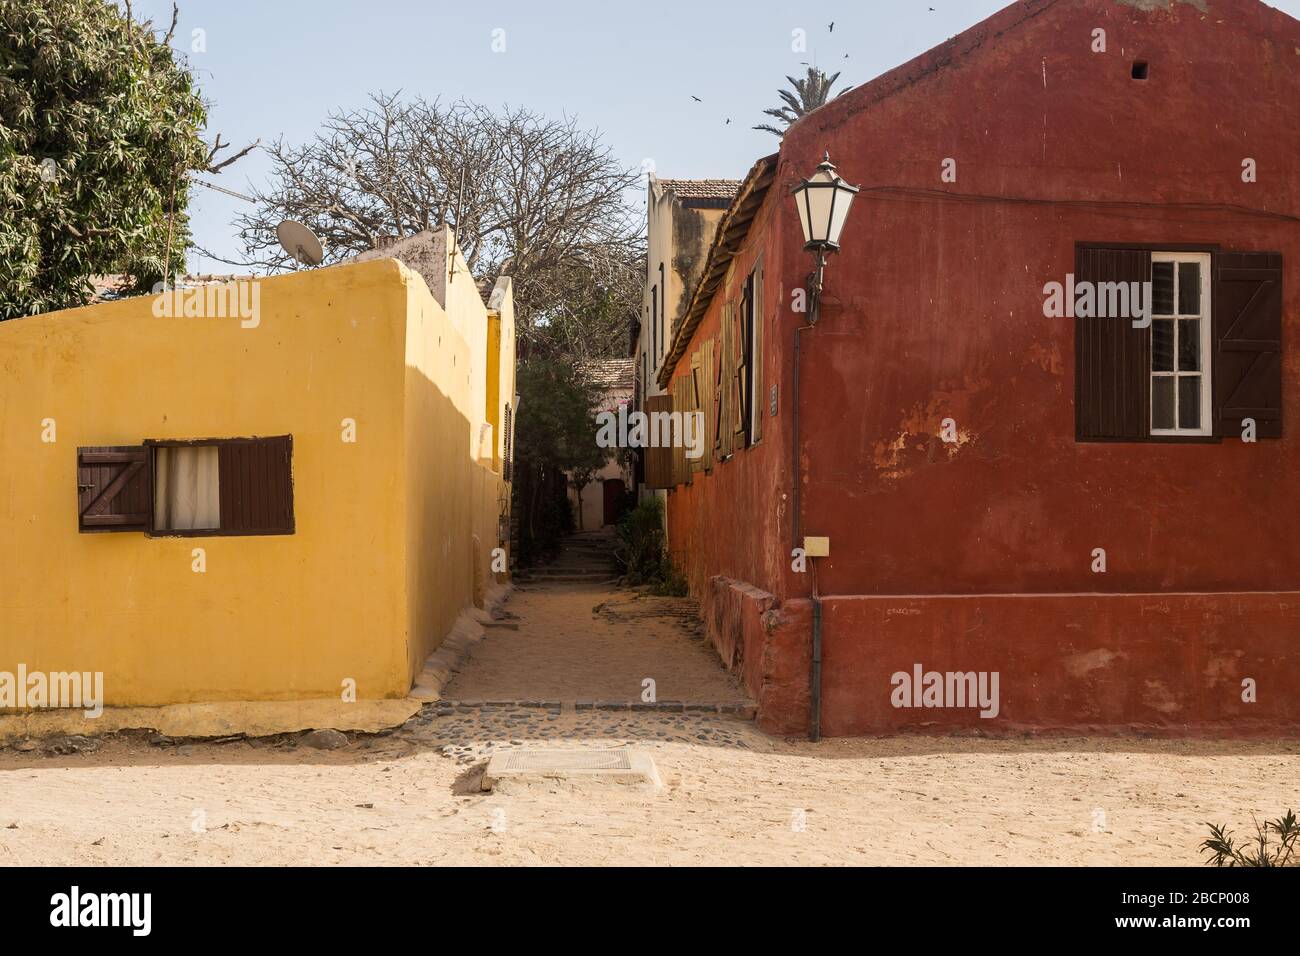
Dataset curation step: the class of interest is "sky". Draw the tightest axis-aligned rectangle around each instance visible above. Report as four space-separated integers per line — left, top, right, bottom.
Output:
128 0 1300 271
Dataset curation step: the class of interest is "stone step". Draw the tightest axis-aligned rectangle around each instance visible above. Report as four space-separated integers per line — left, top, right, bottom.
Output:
529 566 614 575
429 699 758 719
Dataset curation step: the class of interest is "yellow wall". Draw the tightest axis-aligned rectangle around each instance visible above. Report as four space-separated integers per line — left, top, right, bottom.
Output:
485 275 516 474
401 263 473 677
487 315 502 473
0 256 514 710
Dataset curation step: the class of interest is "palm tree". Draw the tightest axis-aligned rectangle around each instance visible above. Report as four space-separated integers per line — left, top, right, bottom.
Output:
754 67 851 137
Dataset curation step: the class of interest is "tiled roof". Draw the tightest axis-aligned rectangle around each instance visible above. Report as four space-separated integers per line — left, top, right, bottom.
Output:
658 179 742 202
657 155 779 388
88 273 258 303
577 358 635 391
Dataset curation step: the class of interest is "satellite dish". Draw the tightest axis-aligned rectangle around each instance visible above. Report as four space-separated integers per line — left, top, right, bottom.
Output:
276 220 324 267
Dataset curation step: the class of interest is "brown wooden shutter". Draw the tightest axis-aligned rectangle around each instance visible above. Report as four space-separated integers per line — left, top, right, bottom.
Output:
717 304 735 459
77 446 152 533
1075 248 1151 441
702 338 715 473
738 297 748 447
737 286 751 448
218 436 294 534
689 350 703 477
750 263 764 445
502 403 513 480
1213 252 1283 438
642 394 674 489
671 377 688 487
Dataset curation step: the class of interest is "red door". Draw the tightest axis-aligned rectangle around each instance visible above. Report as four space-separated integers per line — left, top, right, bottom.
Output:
602 478 626 526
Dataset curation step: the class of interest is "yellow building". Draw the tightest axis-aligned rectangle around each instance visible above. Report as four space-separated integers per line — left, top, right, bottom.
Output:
0 230 514 735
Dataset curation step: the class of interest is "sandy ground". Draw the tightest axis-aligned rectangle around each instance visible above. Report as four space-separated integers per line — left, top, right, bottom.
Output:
3 720 1297 866
2 556 1297 866
444 581 745 703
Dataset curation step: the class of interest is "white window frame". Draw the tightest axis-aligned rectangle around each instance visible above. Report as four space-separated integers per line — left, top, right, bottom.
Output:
1150 251 1212 437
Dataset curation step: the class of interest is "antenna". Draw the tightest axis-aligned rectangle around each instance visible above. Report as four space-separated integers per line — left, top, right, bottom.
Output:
448 168 466 283
276 220 325 267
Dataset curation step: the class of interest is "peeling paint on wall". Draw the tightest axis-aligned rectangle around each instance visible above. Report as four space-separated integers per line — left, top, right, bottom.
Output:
1064 648 1122 678
1143 679 1183 714
1026 342 1063 377
1115 0 1209 13
872 400 977 480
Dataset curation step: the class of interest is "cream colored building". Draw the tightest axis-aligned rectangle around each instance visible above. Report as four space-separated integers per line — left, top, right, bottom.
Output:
569 359 634 530
635 177 738 501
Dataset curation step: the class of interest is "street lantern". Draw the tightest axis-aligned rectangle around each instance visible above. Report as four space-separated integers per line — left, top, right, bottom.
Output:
791 152 860 324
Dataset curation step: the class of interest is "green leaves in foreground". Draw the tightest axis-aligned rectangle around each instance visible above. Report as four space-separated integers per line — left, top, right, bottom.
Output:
1201 809 1299 867
0 0 210 319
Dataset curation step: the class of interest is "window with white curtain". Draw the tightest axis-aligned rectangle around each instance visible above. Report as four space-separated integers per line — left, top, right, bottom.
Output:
153 445 220 531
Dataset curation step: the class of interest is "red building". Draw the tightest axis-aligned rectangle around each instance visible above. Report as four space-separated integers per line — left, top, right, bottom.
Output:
653 0 1300 737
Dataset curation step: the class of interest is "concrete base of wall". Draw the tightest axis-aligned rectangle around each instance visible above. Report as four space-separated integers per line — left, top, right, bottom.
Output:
410 582 513 701
0 585 518 744
702 576 811 736
0 697 422 745
821 591 1300 738
700 579 1300 739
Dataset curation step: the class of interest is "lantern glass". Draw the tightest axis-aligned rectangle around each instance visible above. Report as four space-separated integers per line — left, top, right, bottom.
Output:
795 186 814 246
826 185 855 247
792 156 859 250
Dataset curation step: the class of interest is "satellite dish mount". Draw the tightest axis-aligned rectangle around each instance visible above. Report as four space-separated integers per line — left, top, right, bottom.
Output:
276 220 325 268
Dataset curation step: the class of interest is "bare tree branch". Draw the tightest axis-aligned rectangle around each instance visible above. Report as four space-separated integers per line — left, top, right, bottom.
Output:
63 223 113 239
204 135 260 173
231 94 645 358
162 2 178 45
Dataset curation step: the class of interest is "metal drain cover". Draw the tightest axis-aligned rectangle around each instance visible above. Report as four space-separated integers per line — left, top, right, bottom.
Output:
498 749 632 772
482 748 661 791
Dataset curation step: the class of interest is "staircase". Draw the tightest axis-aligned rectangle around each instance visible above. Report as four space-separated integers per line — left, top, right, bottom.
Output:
515 529 619 585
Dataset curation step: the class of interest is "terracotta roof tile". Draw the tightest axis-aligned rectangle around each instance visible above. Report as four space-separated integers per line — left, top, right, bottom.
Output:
657 179 743 201
576 358 635 391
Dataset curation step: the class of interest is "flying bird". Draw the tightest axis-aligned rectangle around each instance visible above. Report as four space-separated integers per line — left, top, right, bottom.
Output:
828 21 835 32
691 95 702 102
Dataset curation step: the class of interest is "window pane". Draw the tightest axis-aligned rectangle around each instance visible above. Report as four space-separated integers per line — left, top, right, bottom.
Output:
1178 261 1201 315
1152 261 1175 315
154 446 220 531
1178 319 1201 371
1178 376 1202 430
1152 376 1175 430
1152 319 1175 372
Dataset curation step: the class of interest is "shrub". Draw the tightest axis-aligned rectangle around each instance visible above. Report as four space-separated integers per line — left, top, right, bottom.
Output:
1201 810 1299 867
613 498 688 595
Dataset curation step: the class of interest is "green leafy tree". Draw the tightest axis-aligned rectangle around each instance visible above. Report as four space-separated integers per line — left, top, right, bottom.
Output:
0 0 246 319
513 359 611 562
754 67 851 137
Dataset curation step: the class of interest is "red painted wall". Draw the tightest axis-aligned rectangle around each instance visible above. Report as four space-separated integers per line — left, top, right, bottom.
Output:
821 592 1300 737
665 0 1300 735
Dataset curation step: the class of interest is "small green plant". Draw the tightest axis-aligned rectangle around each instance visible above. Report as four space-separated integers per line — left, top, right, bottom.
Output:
614 499 667 585
613 498 687 594
1201 810 1299 867
650 559 688 597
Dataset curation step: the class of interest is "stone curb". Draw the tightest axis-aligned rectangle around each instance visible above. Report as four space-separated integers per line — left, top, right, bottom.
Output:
431 699 757 719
